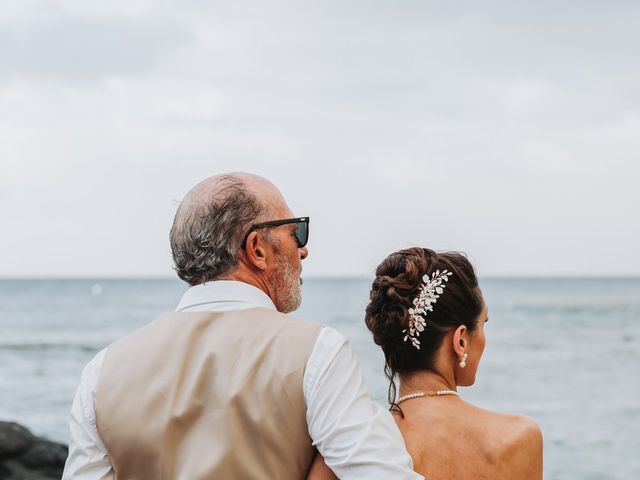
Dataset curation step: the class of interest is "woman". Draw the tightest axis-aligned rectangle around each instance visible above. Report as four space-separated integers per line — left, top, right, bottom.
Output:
308 248 542 480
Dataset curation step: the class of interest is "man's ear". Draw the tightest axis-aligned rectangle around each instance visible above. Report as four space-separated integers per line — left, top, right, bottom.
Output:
242 231 269 271
452 325 468 357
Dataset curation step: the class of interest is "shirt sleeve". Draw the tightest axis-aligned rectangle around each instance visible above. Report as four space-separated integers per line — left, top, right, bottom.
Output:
304 326 424 480
62 349 115 480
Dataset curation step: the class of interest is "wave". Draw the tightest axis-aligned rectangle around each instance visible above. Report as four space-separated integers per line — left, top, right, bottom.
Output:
0 342 102 353
498 303 640 316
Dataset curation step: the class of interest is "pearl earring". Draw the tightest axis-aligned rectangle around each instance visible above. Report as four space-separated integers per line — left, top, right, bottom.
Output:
459 353 468 368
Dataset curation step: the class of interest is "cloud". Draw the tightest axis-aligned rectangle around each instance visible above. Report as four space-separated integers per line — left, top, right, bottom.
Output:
1 0 639 276
0 2 191 82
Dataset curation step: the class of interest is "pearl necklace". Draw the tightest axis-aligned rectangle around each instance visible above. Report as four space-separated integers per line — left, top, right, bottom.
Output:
396 390 459 404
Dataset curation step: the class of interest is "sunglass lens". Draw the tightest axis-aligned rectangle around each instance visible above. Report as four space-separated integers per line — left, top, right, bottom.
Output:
295 221 308 247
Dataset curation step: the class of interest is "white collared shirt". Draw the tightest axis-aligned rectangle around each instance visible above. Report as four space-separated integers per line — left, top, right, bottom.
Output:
62 280 422 479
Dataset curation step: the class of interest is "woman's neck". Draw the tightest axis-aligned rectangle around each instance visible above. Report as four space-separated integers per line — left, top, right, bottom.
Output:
399 369 457 396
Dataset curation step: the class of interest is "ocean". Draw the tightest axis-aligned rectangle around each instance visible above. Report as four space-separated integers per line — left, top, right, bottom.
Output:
1 278 639 479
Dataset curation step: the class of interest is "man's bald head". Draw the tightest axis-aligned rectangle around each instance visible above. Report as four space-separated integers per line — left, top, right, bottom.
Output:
170 173 279 285
183 173 284 210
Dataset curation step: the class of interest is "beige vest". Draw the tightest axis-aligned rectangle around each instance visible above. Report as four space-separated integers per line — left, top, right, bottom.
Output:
95 308 322 480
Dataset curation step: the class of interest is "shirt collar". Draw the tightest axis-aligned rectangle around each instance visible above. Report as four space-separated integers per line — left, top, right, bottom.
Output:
175 280 276 312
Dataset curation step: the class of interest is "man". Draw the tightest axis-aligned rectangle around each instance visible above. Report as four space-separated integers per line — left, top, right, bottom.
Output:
63 173 422 479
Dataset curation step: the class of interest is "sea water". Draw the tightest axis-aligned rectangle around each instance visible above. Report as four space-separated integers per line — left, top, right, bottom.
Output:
1 278 639 479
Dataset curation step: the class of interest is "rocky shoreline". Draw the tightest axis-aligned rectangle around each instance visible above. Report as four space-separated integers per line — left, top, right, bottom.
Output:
0 422 67 480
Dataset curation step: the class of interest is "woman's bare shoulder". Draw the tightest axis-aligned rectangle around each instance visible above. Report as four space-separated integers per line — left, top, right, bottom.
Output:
489 412 543 479
503 414 541 445
460 405 542 476
467 403 541 436
476 409 542 448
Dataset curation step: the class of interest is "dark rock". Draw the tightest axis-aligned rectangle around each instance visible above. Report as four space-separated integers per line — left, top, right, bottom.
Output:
0 422 36 459
0 463 11 479
0 421 67 480
20 441 68 469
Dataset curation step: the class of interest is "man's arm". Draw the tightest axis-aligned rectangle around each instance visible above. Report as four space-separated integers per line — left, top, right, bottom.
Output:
62 349 115 480
307 451 338 480
304 327 423 479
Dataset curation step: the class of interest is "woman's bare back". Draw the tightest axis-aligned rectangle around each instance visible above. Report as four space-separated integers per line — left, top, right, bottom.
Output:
395 398 542 480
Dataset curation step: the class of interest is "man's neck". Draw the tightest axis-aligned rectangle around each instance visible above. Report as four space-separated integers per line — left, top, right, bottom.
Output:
219 268 273 304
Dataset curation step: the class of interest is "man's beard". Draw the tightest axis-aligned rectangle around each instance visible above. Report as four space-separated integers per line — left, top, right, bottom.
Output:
272 253 302 313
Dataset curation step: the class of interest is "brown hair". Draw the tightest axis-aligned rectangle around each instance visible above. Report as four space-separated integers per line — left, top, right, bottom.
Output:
364 247 484 411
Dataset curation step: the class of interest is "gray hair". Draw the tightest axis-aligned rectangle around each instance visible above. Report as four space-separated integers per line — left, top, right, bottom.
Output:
170 176 266 285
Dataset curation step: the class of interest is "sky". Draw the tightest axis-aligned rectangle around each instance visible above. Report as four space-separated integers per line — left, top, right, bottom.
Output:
1 0 639 278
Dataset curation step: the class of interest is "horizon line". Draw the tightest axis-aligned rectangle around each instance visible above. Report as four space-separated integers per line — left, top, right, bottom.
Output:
1 275 640 281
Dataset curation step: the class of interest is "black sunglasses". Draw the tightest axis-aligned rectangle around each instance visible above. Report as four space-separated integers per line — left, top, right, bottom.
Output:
243 217 310 248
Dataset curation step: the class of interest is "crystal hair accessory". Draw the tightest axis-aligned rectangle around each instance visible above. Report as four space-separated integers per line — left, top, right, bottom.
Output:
403 269 453 349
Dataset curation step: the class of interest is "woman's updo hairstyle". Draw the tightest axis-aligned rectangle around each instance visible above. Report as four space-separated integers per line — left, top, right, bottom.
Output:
365 247 484 408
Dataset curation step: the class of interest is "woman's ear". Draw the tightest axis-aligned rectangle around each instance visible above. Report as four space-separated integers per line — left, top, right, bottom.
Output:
452 324 468 357
242 231 269 271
